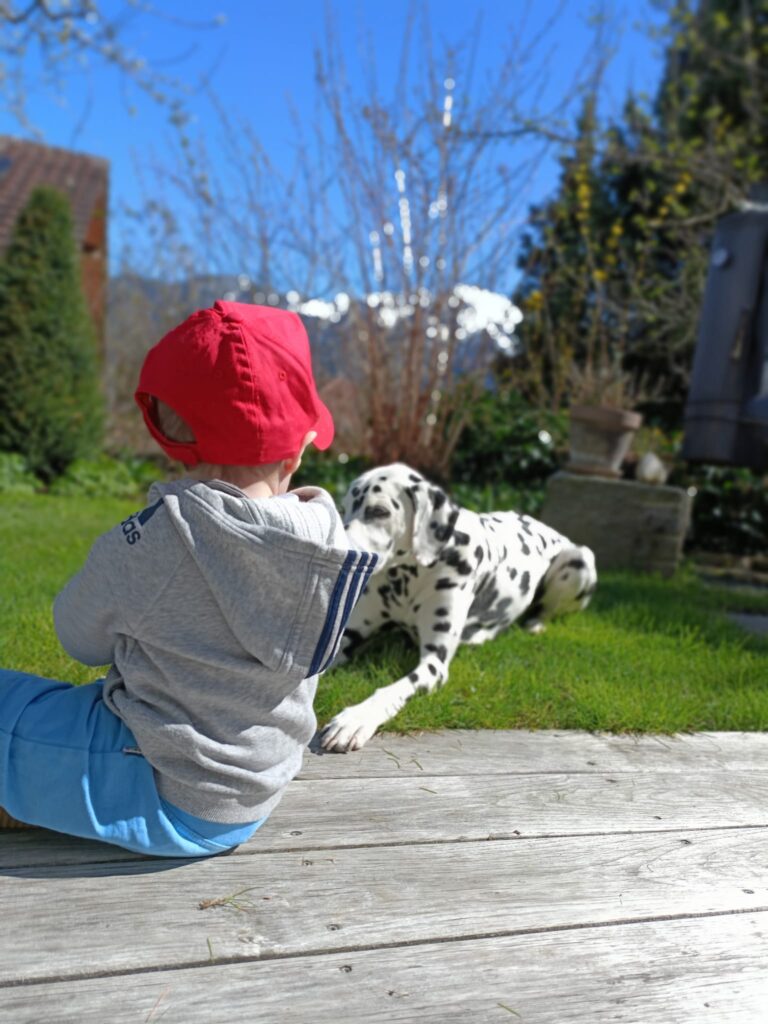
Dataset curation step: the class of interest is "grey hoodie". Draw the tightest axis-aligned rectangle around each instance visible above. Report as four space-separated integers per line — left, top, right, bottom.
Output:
53 479 376 823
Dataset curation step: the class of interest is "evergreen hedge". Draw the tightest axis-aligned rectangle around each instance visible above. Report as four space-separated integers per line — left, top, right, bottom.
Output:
0 186 103 480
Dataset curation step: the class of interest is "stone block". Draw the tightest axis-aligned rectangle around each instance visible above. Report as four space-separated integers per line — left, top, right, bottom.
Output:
541 472 693 577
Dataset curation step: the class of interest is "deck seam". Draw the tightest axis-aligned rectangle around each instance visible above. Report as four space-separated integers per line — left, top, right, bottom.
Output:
1 904 766 990
3 821 768 871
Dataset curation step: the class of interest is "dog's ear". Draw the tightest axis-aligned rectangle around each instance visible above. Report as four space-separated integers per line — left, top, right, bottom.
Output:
408 482 460 566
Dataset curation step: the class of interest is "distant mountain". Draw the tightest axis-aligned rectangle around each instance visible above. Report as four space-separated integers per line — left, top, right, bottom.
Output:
105 273 522 453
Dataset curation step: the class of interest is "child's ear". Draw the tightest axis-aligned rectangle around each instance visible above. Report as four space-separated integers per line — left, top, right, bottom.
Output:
286 431 318 475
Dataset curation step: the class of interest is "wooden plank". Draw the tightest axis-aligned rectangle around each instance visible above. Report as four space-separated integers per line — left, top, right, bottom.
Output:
0 828 766 985
3 768 768 870
301 728 768 779
2 912 767 1023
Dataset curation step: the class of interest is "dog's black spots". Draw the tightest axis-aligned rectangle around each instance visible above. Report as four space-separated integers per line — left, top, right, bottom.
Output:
508 567 518 581
392 577 404 597
469 577 500 619
363 619 371 626
409 473 421 483
435 577 458 590
519 517 534 536
351 487 360 496
388 567 398 577
492 515 503 523
474 573 491 595
518 534 531 556
406 565 419 577
566 558 587 571
442 548 472 575
372 485 382 493
453 530 470 546
425 643 448 662
427 663 437 675
404 486 417 509
392 499 401 510
431 508 459 543
539 534 548 548
462 621 483 640
430 488 447 510
433 621 451 633
396 549 406 557
351 496 364 514
378 584 392 608
408 671 419 683
413 603 421 613
520 570 531 596
381 610 390 619
474 545 484 564
560 571 571 582
435 607 449 616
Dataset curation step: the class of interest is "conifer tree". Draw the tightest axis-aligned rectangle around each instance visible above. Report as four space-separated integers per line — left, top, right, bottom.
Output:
0 186 104 479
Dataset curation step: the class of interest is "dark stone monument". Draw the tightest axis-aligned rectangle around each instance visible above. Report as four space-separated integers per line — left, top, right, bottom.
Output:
541 472 693 578
683 184 768 472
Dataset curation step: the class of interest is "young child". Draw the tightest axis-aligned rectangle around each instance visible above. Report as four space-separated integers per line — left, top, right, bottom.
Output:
0 301 376 856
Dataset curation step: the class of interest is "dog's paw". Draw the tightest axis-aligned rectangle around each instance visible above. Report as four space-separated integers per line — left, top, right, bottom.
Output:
320 704 380 753
523 620 546 635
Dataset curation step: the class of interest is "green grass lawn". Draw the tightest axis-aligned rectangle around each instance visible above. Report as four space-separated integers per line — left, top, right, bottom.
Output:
1 493 767 733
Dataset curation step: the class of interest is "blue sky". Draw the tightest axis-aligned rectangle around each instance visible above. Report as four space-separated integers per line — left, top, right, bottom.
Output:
1 0 668 278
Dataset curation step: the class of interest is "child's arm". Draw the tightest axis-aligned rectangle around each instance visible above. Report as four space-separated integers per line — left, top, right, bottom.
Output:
53 533 120 667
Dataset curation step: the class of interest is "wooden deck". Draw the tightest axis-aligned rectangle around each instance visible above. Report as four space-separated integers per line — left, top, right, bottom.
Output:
2 728 768 1022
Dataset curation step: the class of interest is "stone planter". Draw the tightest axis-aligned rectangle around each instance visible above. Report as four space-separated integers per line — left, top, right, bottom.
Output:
568 404 643 478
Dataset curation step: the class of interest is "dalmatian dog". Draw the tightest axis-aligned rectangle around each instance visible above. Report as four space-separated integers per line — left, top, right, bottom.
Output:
319 462 597 753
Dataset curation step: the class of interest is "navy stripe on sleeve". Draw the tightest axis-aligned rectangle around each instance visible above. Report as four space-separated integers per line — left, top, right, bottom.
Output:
309 550 378 676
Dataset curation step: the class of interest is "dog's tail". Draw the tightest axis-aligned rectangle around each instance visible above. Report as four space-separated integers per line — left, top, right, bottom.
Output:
540 546 598 618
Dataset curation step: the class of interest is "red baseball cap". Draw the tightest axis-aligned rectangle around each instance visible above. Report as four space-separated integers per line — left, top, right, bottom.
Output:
135 301 334 467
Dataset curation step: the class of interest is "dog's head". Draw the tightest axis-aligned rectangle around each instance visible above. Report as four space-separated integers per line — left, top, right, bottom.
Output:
341 463 461 573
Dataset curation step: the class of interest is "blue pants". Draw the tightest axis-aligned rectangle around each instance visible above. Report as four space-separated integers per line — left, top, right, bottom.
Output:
0 670 263 857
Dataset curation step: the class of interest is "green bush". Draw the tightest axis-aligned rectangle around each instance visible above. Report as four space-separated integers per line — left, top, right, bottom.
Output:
48 454 160 499
0 452 41 494
669 463 768 556
450 388 568 487
292 449 371 504
0 187 104 481
449 480 546 517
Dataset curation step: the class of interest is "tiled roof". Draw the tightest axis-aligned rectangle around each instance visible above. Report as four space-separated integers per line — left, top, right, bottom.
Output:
0 136 109 253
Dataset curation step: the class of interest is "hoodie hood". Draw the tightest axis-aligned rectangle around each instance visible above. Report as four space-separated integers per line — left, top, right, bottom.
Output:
150 479 372 680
